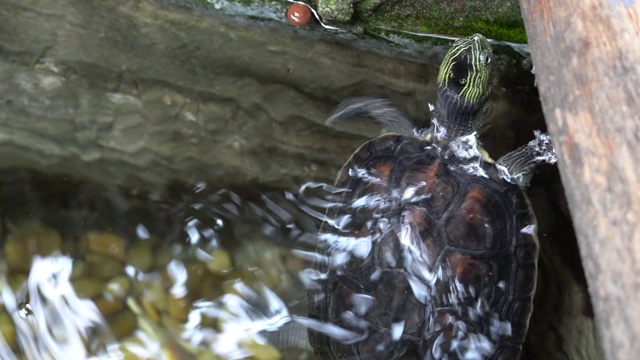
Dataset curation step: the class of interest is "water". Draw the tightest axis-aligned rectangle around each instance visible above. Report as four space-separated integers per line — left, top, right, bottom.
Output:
0 104 591 359
0 170 320 359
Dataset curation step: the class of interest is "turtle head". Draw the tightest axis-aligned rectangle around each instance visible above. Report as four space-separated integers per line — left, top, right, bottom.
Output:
435 34 494 139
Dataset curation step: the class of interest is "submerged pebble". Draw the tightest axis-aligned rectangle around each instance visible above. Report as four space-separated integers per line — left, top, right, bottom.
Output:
204 249 233 275
242 339 282 360
127 240 155 272
94 296 125 317
167 294 190 323
108 309 139 339
86 253 125 278
105 275 132 298
83 231 127 261
0 312 16 350
72 276 107 298
4 222 63 272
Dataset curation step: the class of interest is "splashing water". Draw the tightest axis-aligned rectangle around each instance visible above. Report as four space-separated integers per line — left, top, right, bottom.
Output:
0 256 118 359
181 282 291 359
448 132 490 179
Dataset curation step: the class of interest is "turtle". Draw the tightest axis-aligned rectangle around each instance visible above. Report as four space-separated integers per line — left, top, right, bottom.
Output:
306 34 557 360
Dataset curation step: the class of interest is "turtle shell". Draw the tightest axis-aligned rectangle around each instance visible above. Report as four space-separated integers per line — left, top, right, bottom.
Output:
308 134 538 360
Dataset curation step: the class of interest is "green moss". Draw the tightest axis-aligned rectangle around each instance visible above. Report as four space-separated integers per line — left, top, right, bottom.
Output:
359 0 383 12
187 0 210 5
359 0 527 43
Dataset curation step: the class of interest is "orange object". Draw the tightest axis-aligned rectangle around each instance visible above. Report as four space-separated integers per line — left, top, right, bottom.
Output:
287 3 312 27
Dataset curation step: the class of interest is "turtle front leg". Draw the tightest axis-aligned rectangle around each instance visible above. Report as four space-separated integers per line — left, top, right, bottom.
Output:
496 131 557 187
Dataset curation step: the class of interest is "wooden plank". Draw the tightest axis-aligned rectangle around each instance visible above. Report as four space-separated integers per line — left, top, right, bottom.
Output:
520 1 640 359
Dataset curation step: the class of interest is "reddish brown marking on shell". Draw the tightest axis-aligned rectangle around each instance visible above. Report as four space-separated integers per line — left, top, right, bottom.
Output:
376 162 391 179
363 163 391 194
404 205 440 265
423 161 441 192
353 228 370 238
460 188 488 223
447 253 481 281
287 3 312 26
406 206 428 231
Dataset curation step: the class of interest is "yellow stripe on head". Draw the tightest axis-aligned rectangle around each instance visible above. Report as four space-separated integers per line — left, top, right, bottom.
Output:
437 34 494 108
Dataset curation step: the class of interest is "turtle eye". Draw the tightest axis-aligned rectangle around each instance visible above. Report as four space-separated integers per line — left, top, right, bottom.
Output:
481 53 491 65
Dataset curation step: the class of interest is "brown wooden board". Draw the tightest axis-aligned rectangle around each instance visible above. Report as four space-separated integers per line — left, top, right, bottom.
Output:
520 1 640 359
